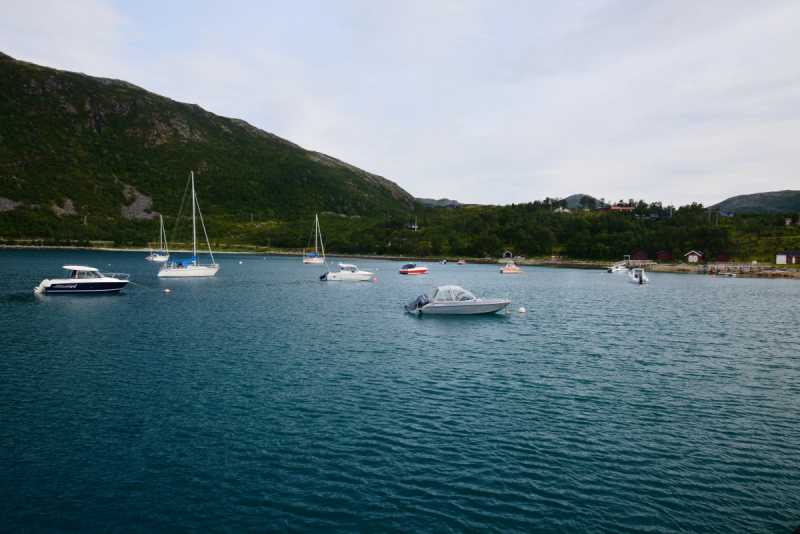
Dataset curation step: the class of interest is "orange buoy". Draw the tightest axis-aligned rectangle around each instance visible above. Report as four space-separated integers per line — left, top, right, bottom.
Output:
214 264 219 268
712 274 716 277
373 277 377 281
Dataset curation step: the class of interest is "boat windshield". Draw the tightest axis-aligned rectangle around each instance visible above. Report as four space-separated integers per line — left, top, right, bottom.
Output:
401 264 416 269
432 286 470 302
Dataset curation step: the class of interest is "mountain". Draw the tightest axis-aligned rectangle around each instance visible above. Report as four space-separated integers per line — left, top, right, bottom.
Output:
0 51 420 225
417 198 462 207
564 194 597 208
710 190 800 213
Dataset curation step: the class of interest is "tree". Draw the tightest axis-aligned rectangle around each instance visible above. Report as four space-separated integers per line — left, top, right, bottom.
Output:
579 195 597 210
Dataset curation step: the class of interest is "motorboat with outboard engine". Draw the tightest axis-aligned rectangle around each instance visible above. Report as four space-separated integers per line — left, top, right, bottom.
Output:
458 259 466 265
34 265 130 294
629 268 650 284
399 263 428 275
607 261 628 273
499 261 524 274
321 263 373 281
405 285 510 315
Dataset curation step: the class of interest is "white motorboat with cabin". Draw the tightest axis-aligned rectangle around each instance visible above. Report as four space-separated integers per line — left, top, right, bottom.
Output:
34 265 130 294
405 285 511 315
399 263 428 275
607 261 628 273
320 263 373 281
303 214 326 264
158 172 219 278
146 214 170 262
629 268 650 284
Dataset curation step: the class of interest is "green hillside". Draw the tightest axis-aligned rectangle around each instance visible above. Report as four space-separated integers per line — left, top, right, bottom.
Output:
0 51 420 241
711 190 800 213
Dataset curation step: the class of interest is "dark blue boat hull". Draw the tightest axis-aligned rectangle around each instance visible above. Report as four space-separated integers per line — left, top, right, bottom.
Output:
45 281 128 294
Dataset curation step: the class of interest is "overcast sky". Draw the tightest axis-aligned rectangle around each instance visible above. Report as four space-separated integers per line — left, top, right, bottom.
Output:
2 0 799 206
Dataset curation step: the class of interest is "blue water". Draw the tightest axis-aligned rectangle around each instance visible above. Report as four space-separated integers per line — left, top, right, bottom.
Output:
2 250 799 533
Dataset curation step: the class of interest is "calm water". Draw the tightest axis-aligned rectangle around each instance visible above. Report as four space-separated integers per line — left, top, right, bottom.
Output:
1 250 799 533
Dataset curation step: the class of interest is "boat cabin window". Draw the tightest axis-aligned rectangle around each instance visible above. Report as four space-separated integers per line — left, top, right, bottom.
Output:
401 264 415 269
453 290 477 301
71 270 100 279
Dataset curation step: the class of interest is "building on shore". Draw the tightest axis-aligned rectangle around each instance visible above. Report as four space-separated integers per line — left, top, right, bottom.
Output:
775 250 800 264
656 250 672 261
685 250 704 263
631 248 648 261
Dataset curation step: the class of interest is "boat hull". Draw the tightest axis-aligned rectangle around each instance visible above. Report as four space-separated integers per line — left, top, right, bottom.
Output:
146 255 169 262
323 272 373 281
500 270 523 274
399 268 428 274
158 266 219 278
44 280 129 294
303 258 325 264
419 299 510 315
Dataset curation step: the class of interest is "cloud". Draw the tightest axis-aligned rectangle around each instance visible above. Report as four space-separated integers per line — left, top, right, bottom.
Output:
2 0 799 206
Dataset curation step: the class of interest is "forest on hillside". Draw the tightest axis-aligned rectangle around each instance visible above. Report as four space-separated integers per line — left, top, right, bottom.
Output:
4 197 797 263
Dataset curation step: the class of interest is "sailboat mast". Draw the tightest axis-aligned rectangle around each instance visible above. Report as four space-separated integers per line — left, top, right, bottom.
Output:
159 214 164 252
191 172 197 261
315 214 319 255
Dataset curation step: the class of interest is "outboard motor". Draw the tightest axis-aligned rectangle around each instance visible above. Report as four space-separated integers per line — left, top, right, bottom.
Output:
320 272 328 280
405 294 431 312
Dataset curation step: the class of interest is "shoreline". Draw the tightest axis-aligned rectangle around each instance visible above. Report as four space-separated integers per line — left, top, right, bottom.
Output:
2 244 798 278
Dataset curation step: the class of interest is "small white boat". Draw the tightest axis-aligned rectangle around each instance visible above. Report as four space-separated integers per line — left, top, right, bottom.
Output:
458 259 466 265
303 214 326 264
405 285 510 315
35 265 130 294
146 214 170 262
607 262 628 273
718 272 737 277
500 261 524 274
439 259 447 265
629 268 650 284
158 172 219 278
321 263 373 281
399 263 428 275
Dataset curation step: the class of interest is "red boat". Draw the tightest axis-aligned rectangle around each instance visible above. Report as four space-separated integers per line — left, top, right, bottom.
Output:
399 263 428 275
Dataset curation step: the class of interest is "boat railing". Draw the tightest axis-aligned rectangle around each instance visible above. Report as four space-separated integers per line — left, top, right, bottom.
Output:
101 272 131 280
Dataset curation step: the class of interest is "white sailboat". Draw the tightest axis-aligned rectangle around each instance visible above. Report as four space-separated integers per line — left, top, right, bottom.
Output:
158 172 219 278
145 214 170 262
303 214 326 264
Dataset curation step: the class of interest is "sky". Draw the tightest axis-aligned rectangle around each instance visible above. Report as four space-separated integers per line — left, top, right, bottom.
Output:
2 0 799 207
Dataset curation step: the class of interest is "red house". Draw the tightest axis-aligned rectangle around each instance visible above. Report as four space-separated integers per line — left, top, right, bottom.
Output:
685 250 704 262
715 253 731 263
775 250 800 264
656 250 672 261
631 248 648 261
